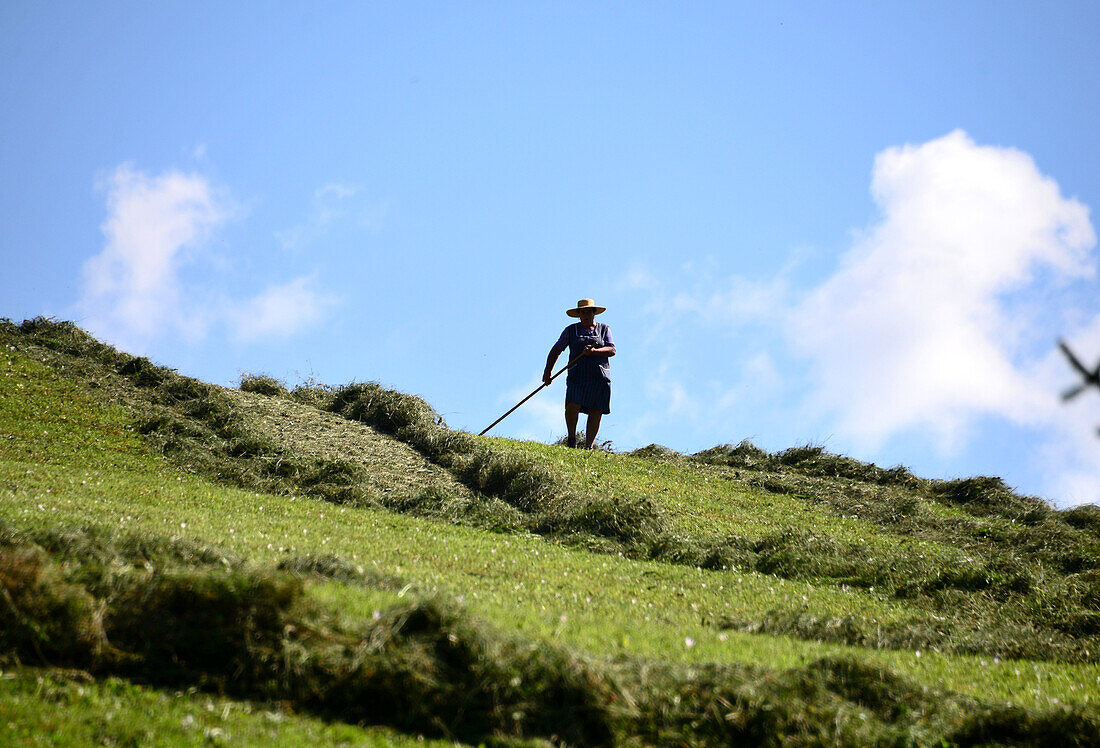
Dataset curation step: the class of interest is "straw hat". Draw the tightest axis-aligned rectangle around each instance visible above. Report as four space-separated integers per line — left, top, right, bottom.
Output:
566 298 606 317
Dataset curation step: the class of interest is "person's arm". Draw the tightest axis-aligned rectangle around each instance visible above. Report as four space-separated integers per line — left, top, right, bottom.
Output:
585 326 616 357
543 346 562 385
544 327 570 385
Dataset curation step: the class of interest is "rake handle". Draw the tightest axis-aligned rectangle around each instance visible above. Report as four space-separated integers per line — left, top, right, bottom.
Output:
479 350 588 436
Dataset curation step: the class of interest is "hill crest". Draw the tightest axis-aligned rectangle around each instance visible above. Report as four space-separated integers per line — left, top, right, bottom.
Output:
3 317 1100 745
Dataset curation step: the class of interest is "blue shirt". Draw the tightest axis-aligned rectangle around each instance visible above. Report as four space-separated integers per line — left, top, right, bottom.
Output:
553 322 615 383
553 322 615 353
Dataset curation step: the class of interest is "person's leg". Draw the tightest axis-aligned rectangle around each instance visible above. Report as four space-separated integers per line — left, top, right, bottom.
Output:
584 411 603 449
565 402 581 447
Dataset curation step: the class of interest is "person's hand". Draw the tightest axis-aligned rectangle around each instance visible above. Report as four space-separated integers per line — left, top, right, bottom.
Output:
584 344 596 356
542 370 553 386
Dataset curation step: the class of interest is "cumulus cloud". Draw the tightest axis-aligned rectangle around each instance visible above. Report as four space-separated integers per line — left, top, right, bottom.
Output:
80 164 229 342
79 163 336 346
790 130 1096 452
626 130 1099 503
228 276 336 341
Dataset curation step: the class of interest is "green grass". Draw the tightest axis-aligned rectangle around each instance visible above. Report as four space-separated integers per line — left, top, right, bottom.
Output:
3 319 1100 745
485 439 1099 659
0 668 450 747
0 344 1092 700
489 437 958 555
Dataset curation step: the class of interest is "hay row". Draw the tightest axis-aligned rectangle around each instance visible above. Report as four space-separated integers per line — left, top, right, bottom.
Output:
5 527 1099 747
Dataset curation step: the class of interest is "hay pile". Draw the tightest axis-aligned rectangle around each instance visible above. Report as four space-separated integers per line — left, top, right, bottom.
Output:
5 525 1099 747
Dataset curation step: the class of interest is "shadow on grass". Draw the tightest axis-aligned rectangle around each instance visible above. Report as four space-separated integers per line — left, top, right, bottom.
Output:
4 530 1099 747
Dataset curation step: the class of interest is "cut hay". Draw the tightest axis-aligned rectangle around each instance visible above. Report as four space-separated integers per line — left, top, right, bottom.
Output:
238 372 289 397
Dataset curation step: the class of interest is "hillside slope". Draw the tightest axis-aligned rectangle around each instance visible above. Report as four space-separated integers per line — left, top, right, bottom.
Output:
2 318 1099 746
221 386 477 506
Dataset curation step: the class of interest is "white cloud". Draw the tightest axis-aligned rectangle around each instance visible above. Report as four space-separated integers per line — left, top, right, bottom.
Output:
1039 409 1100 504
275 182 387 250
1030 314 1100 504
718 352 782 410
790 130 1095 452
228 276 336 341
79 163 336 347
493 377 565 442
80 164 229 343
624 130 1100 503
670 274 788 328
645 361 697 420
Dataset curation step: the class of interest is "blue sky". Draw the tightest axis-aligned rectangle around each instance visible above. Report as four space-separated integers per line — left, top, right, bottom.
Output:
3 2 1099 505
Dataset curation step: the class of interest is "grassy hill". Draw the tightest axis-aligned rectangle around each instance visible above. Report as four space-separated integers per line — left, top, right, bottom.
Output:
2 317 1099 746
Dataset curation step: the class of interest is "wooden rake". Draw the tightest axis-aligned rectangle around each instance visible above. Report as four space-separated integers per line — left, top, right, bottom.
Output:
479 350 587 436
